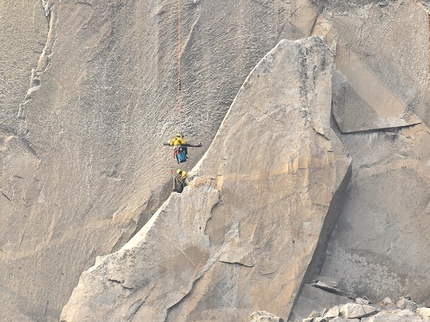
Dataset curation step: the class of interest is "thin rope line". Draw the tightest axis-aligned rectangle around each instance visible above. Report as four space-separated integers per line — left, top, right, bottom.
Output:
177 0 183 125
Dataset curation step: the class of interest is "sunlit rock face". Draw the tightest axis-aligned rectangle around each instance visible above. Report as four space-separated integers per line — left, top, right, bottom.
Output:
329 0 427 133
60 36 351 322
5 0 430 321
310 0 430 309
0 1 318 321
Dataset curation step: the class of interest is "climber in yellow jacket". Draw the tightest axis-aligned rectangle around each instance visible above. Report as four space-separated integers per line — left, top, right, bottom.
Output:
169 134 187 162
169 134 186 146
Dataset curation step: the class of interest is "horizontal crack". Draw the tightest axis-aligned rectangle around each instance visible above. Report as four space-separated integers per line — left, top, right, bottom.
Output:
341 121 422 135
219 259 255 268
107 278 135 290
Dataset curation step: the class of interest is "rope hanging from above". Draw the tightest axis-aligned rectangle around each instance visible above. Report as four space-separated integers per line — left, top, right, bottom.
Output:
177 0 183 125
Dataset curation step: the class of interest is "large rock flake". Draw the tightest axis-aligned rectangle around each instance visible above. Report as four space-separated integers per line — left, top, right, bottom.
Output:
61 36 351 322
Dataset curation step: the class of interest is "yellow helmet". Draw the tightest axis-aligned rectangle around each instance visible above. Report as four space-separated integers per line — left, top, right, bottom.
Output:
176 169 182 174
176 133 182 138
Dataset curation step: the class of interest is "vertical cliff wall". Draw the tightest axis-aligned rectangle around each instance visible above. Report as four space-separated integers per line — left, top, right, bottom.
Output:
317 0 430 306
0 0 319 321
4 0 430 321
291 0 430 316
60 36 351 322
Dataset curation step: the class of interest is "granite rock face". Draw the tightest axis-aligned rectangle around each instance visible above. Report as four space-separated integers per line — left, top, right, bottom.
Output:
0 1 319 321
306 0 430 308
4 0 430 321
60 36 351 321
329 0 427 133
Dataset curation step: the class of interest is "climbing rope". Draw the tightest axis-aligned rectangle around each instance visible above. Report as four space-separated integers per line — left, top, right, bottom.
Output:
177 0 183 125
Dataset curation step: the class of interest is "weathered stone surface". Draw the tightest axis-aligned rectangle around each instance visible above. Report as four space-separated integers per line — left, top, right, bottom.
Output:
0 1 47 135
61 184 219 322
324 306 340 319
417 307 430 318
320 123 430 304
290 284 352 321
291 0 430 314
331 318 351 322
327 0 427 133
0 1 320 321
340 303 379 319
356 297 370 305
379 297 396 309
60 37 351 321
250 311 283 322
300 299 430 322
396 297 418 312
330 316 352 322
311 280 354 299
361 310 423 322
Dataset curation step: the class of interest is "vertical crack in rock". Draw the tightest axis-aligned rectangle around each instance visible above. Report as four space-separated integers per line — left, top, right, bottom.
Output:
25 0 57 101
18 0 57 138
16 1 58 156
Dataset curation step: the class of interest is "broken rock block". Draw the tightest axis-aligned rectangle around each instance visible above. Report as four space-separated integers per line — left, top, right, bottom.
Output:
250 311 283 322
340 303 379 319
361 309 422 322
396 297 418 312
331 318 356 322
416 307 430 318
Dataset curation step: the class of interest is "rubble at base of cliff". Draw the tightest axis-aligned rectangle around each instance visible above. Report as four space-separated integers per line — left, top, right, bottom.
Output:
251 294 430 322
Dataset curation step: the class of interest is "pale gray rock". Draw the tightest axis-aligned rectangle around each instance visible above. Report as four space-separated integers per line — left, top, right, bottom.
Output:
379 297 396 309
356 297 370 305
61 184 220 322
311 281 354 299
320 123 430 304
396 297 418 312
0 1 320 321
250 311 283 322
328 0 426 132
361 309 423 322
332 318 355 322
417 307 430 318
0 1 47 135
323 306 340 319
339 302 379 319
300 299 429 322
313 318 327 322
294 0 430 311
290 283 352 321
60 36 351 321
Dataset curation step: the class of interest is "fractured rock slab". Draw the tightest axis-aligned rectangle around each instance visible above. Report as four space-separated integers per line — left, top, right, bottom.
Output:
328 0 426 133
308 0 430 309
61 184 220 322
61 36 351 321
320 123 430 304
340 302 379 319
